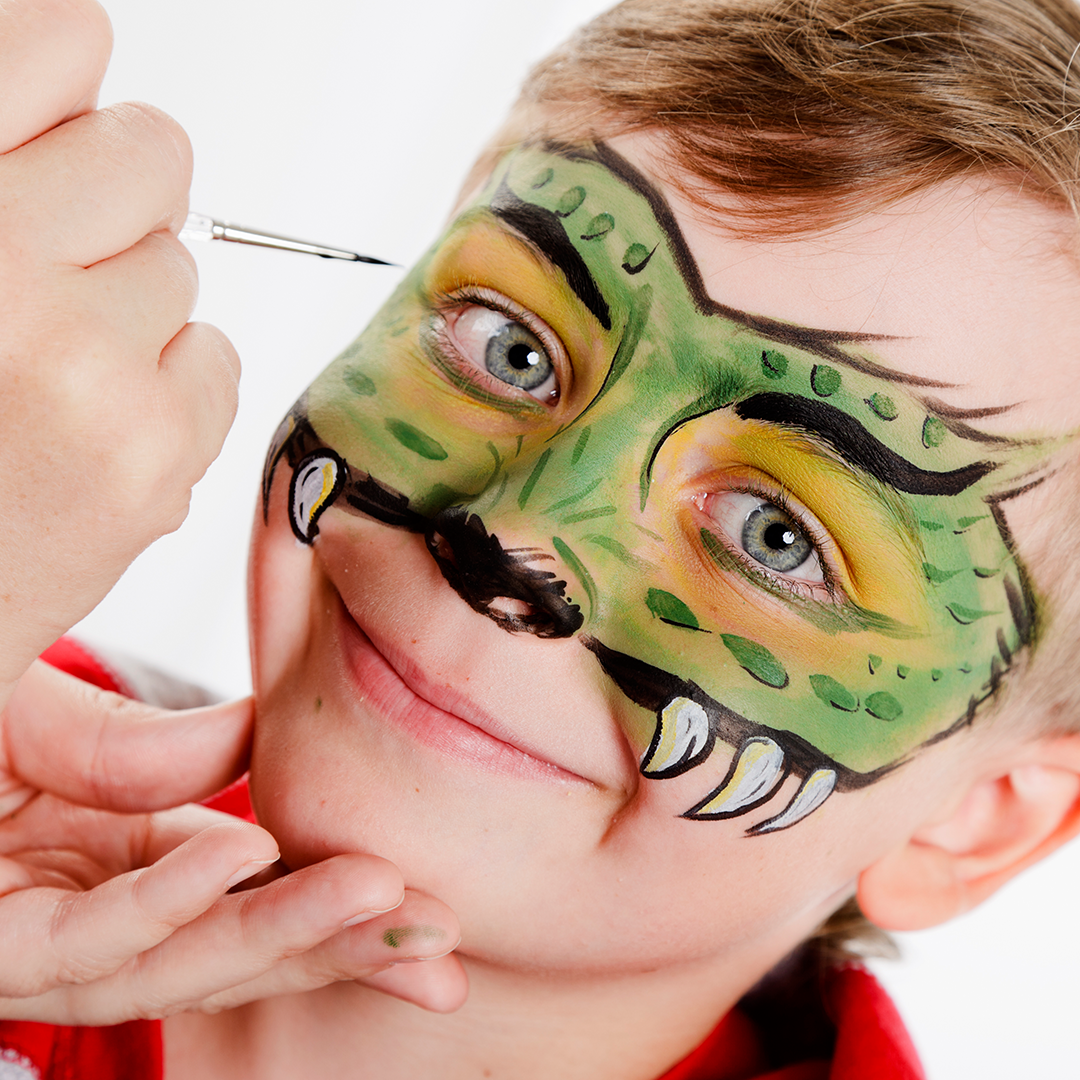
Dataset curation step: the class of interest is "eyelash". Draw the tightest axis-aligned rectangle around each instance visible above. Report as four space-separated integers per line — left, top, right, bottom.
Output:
693 481 843 603
428 286 567 407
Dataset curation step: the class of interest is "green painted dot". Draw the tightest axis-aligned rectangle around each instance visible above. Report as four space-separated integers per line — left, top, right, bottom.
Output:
344 367 376 396
531 167 554 189
555 186 586 217
958 662 973 674
761 350 788 380
947 603 999 624
720 634 789 689
920 519 945 532
384 418 448 460
896 665 909 679
868 654 882 674
956 515 988 530
646 588 700 630
867 393 898 420
621 243 653 273
923 562 963 583
865 692 903 721
581 213 614 240
809 674 859 712
810 365 841 397
922 416 947 448
931 669 943 681
973 566 1000 578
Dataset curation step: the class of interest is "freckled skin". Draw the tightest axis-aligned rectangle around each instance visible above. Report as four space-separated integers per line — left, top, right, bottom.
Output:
263 143 1059 828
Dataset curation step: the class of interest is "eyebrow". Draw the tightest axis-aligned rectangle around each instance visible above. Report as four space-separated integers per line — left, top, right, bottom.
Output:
735 393 995 495
489 178 613 331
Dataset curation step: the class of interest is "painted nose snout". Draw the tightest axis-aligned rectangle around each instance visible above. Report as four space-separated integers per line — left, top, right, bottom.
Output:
426 506 584 638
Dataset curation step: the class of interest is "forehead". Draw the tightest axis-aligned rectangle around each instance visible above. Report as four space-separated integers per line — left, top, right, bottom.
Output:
623 135 1080 434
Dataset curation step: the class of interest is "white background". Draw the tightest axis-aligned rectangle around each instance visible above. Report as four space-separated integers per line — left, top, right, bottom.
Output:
75 1 1080 1074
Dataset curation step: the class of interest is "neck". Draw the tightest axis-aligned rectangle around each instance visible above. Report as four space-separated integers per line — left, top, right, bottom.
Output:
165 928 809 1080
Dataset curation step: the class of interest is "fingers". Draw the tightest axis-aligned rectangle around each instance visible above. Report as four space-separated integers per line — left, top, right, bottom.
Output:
1 101 193 266
0 10 235 683
359 953 470 1014
0 853 410 1024
193 890 465 1014
0 821 278 1000
0 0 112 153
3 662 253 812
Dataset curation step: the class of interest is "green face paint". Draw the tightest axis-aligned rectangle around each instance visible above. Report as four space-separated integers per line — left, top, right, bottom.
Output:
263 142 1060 833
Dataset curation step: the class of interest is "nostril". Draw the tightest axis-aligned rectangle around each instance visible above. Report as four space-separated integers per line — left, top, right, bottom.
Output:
487 596 537 620
430 531 457 566
426 507 584 638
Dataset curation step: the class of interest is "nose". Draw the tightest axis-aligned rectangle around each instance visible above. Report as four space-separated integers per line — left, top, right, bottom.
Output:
425 506 584 638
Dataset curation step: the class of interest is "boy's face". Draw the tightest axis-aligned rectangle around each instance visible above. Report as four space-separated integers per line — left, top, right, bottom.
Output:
248 135 1079 972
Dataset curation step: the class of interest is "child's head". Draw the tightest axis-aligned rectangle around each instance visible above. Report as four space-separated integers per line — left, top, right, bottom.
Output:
245 0 1080 985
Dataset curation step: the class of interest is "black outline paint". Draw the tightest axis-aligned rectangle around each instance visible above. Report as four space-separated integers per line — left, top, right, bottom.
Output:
734 393 995 496
288 449 346 544
490 179 612 331
543 139 956 387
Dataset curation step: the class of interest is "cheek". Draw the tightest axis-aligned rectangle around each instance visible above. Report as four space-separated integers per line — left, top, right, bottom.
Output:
248 480 320 699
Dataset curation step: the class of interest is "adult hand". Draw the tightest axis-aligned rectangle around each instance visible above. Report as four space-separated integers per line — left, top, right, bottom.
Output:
0 0 239 697
0 662 466 1023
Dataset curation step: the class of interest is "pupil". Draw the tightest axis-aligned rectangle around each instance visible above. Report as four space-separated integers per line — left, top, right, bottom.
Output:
508 343 540 371
764 523 795 551
741 502 813 574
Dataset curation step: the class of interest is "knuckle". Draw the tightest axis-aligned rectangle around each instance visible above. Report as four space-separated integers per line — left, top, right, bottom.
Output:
105 101 193 184
66 0 113 72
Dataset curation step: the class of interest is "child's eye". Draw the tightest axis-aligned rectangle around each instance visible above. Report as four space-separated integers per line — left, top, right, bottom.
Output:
437 289 563 404
697 489 828 589
450 306 556 400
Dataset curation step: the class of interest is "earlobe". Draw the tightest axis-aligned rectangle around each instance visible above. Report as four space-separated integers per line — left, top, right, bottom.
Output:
858 736 1080 931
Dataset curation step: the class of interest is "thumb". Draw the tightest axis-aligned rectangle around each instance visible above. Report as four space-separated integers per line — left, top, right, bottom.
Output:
2 659 252 812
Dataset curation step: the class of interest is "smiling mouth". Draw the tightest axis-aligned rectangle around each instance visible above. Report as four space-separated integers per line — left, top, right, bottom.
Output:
334 592 594 787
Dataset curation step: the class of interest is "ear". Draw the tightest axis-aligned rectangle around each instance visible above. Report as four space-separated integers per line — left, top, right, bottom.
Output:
858 734 1080 931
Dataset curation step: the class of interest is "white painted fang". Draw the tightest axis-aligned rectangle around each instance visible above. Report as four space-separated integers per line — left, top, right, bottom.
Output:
292 455 340 540
641 696 710 774
751 768 837 834
691 737 785 816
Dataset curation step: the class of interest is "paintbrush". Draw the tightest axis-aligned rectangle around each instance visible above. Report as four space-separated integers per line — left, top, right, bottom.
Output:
180 211 396 266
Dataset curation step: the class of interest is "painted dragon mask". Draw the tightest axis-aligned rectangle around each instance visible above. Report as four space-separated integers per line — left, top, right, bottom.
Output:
262 142 1054 834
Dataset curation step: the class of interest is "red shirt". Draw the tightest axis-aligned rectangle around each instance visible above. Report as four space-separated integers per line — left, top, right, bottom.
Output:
0 639 925 1080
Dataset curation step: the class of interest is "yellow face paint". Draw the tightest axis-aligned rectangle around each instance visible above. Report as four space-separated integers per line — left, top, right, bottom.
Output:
264 142 1063 832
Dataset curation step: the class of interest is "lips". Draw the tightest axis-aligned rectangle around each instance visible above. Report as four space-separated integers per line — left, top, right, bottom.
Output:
335 592 594 786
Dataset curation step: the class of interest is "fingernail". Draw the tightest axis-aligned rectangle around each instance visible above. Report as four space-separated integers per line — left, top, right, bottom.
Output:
343 890 405 926
342 911 376 928
224 857 278 891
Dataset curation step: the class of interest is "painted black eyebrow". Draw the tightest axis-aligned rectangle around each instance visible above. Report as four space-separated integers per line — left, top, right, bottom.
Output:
489 179 612 331
735 393 995 495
